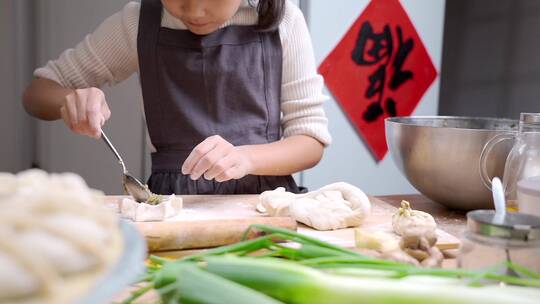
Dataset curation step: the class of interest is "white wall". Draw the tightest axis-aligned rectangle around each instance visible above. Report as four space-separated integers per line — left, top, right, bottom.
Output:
303 0 445 195
0 0 35 172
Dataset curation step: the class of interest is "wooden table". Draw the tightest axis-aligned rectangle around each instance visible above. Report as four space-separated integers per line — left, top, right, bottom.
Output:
112 193 467 303
130 193 466 259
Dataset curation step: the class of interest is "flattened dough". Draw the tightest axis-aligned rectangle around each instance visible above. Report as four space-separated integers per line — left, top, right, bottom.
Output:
258 182 371 230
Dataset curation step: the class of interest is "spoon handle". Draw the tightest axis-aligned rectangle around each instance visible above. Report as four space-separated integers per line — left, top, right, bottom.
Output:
100 130 127 173
492 177 506 224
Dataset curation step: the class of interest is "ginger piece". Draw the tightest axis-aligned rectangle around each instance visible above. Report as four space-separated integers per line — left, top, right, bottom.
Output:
354 229 399 253
421 246 444 268
398 228 443 268
381 250 420 266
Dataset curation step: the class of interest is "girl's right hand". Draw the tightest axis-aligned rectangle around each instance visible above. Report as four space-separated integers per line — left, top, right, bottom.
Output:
60 87 111 139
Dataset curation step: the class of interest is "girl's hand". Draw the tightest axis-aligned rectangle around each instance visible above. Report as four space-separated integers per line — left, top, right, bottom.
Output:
60 87 111 139
182 135 253 182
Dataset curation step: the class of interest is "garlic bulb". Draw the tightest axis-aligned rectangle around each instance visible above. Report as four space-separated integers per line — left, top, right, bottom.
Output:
392 200 437 236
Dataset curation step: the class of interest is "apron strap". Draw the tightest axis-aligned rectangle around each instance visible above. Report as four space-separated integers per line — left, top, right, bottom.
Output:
138 0 165 140
261 31 283 141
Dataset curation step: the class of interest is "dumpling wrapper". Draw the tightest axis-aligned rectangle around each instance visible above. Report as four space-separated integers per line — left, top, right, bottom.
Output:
120 195 182 222
258 182 371 231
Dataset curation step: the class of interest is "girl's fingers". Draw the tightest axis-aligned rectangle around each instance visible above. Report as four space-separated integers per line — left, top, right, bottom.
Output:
65 94 79 126
191 145 225 180
215 165 241 182
101 100 111 120
204 154 235 180
62 88 109 138
87 92 104 138
88 113 102 139
75 90 88 123
190 145 230 180
182 136 219 175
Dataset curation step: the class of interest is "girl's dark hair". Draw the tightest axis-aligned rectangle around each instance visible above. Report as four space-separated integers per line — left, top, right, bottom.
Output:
250 0 286 32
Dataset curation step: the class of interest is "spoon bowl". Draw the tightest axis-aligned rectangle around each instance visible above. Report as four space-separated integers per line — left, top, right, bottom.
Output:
101 130 151 203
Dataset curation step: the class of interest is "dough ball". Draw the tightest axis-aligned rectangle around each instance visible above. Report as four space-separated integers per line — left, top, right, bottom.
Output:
257 182 371 231
257 187 297 216
289 196 353 230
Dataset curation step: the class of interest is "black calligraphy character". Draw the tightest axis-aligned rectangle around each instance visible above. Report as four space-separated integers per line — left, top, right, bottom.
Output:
389 26 414 90
352 22 393 122
352 22 415 123
352 22 393 65
363 65 386 121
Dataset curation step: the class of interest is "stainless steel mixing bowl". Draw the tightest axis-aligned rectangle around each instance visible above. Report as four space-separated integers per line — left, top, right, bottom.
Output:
385 116 518 210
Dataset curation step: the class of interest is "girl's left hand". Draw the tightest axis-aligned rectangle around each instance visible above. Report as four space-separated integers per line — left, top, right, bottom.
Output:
182 135 253 182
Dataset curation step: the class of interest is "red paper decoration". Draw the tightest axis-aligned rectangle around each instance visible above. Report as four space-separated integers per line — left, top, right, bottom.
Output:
319 0 437 161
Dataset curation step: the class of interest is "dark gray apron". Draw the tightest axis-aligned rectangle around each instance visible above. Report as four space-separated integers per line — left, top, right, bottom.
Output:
137 0 301 195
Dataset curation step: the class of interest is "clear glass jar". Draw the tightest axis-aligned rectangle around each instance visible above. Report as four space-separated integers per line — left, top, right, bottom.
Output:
458 210 540 272
517 175 540 217
481 113 540 210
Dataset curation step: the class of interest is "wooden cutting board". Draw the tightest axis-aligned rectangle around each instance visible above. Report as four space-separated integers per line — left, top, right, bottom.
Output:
105 195 297 251
105 195 460 252
300 196 460 250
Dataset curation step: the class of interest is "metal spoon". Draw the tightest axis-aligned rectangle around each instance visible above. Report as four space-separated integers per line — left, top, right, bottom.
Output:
100 130 151 202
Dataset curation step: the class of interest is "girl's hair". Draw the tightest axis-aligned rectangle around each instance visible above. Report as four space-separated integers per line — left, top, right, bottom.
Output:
250 0 286 32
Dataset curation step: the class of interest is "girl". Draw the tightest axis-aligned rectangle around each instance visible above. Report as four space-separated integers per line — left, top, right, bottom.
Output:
23 0 331 195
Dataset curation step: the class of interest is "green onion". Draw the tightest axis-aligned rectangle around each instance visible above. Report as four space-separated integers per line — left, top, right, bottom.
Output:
149 262 282 304
202 255 540 304
243 224 364 257
123 225 540 304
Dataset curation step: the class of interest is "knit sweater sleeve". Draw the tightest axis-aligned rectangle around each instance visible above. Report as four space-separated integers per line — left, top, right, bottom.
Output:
33 2 140 89
278 2 332 146
33 1 332 146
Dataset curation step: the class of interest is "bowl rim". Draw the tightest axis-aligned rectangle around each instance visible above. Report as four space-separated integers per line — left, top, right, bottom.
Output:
385 115 518 132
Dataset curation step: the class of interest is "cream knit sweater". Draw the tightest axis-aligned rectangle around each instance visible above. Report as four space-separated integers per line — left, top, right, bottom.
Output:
34 0 332 146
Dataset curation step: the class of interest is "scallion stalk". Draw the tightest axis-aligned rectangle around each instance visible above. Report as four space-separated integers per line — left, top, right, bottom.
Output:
153 262 283 304
202 255 540 304
123 225 540 304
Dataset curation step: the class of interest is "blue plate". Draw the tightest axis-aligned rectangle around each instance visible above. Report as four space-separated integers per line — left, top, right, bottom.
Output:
76 220 147 304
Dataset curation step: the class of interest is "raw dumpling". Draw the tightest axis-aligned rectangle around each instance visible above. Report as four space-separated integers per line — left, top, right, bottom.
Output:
119 195 183 222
